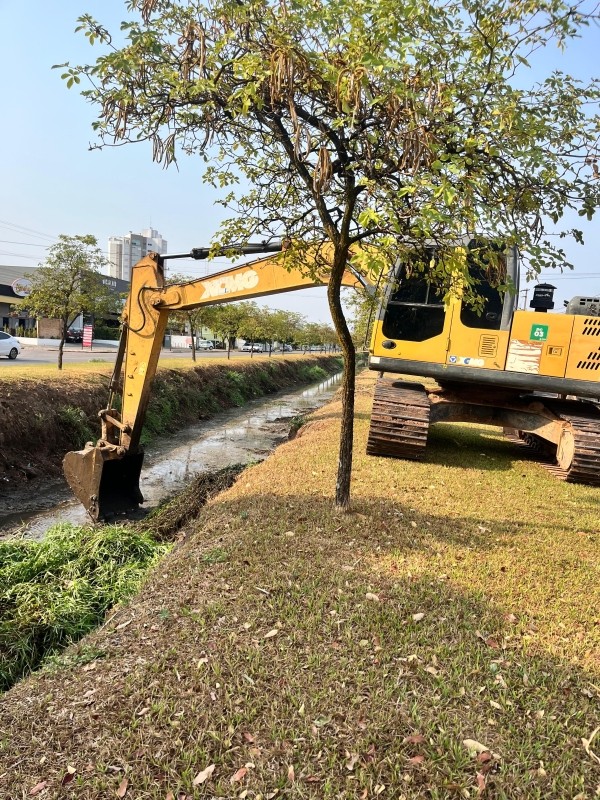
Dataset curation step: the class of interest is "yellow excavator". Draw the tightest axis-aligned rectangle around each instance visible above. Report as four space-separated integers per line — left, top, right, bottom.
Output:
63 242 368 520
366 239 600 482
64 238 600 521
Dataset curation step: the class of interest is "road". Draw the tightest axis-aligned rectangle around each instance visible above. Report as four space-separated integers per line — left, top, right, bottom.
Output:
0 345 309 367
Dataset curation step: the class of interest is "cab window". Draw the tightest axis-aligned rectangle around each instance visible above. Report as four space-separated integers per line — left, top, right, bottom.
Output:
382 261 445 342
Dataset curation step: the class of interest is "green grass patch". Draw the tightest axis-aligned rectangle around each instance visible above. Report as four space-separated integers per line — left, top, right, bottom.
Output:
56 405 96 449
297 364 329 382
0 524 169 691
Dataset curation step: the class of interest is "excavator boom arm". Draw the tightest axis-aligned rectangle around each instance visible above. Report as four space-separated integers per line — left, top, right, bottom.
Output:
63 243 370 521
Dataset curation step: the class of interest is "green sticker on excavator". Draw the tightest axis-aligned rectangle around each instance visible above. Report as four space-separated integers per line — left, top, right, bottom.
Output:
530 324 549 341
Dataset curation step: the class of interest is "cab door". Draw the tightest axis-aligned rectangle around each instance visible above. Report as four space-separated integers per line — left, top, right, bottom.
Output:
372 266 455 365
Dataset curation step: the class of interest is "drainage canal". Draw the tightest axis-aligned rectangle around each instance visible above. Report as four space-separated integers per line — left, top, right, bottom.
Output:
0 373 342 539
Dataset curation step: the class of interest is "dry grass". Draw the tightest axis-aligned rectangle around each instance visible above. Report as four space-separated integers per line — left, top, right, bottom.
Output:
1 371 599 798
0 353 312 382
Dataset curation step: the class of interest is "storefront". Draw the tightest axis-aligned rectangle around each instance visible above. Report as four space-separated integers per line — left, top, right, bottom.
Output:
0 265 37 332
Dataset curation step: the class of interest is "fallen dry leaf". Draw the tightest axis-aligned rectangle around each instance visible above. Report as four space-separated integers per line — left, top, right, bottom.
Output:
230 767 247 783
408 755 425 765
476 630 500 649
117 777 129 797
242 732 255 743
365 592 380 602
463 739 491 755
264 629 279 639
346 752 359 771
287 764 295 782
412 612 425 622
582 727 600 765
476 771 487 795
166 793 175 800
193 764 216 785
29 782 47 796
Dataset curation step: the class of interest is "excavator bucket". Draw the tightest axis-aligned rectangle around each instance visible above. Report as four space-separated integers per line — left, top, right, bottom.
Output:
63 445 144 522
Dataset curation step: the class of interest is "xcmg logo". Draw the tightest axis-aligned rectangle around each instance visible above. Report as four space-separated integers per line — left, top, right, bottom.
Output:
200 269 259 298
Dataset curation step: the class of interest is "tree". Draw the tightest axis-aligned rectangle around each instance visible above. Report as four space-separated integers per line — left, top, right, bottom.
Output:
207 302 255 358
64 0 600 508
267 309 305 353
237 302 265 356
167 272 216 361
347 292 379 352
19 235 116 369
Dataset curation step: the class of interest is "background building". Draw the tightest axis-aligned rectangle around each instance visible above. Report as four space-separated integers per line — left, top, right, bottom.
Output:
0 265 37 332
107 228 167 282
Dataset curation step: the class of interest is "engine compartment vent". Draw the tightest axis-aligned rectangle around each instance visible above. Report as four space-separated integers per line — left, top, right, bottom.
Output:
479 335 498 357
577 348 600 370
582 318 600 336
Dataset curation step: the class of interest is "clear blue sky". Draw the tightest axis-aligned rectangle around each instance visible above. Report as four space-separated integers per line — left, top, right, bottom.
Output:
0 1 599 319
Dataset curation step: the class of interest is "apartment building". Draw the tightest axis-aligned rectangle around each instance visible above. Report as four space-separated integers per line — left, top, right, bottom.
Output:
108 228 167 282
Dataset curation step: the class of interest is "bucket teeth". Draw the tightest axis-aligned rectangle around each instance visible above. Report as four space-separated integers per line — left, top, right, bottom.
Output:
63 445 144 522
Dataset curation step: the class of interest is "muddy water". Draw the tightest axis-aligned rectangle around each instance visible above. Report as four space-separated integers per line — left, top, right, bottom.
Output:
0 373 342 539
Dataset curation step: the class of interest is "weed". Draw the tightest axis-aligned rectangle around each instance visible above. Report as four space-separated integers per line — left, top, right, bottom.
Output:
0 523 169 691
56 405 95 449
201 547 228 564
298 364 329 382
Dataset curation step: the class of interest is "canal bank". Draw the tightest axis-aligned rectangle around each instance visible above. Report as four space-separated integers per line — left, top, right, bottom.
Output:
0 355 343 518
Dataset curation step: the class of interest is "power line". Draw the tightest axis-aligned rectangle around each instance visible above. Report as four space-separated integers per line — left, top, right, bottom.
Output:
0 220 56 242
0 251 42 260
0 239 50 248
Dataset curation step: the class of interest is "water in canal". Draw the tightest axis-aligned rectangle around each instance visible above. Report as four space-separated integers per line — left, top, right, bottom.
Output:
0 373 342 539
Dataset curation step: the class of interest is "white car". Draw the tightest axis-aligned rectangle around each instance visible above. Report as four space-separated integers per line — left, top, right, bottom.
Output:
0 332 20 359
241 343 262 352
189 340 214 350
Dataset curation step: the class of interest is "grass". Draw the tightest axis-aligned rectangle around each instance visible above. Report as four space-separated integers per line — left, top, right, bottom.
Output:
0 468 245 692
0 524 169 691
0 370 599 798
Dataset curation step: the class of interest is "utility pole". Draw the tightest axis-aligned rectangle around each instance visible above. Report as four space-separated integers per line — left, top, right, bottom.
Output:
520 289 529 310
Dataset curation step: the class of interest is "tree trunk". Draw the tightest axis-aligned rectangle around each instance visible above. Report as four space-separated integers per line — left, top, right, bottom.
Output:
58 320 67 370
327 264 356 512
189 317 197 362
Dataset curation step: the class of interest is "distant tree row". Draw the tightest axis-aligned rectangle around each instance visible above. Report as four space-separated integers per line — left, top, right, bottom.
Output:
168 283 339 361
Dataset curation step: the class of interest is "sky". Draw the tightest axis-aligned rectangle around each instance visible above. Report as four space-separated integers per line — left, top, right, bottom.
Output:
0 0 599 321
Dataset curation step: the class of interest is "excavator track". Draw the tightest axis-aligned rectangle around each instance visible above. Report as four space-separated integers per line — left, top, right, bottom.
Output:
511 398 600 486
551 404 600 486
367 378 430 459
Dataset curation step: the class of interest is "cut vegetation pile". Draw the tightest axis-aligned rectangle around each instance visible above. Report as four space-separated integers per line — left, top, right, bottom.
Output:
1 371 599 798
0 467 245 692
